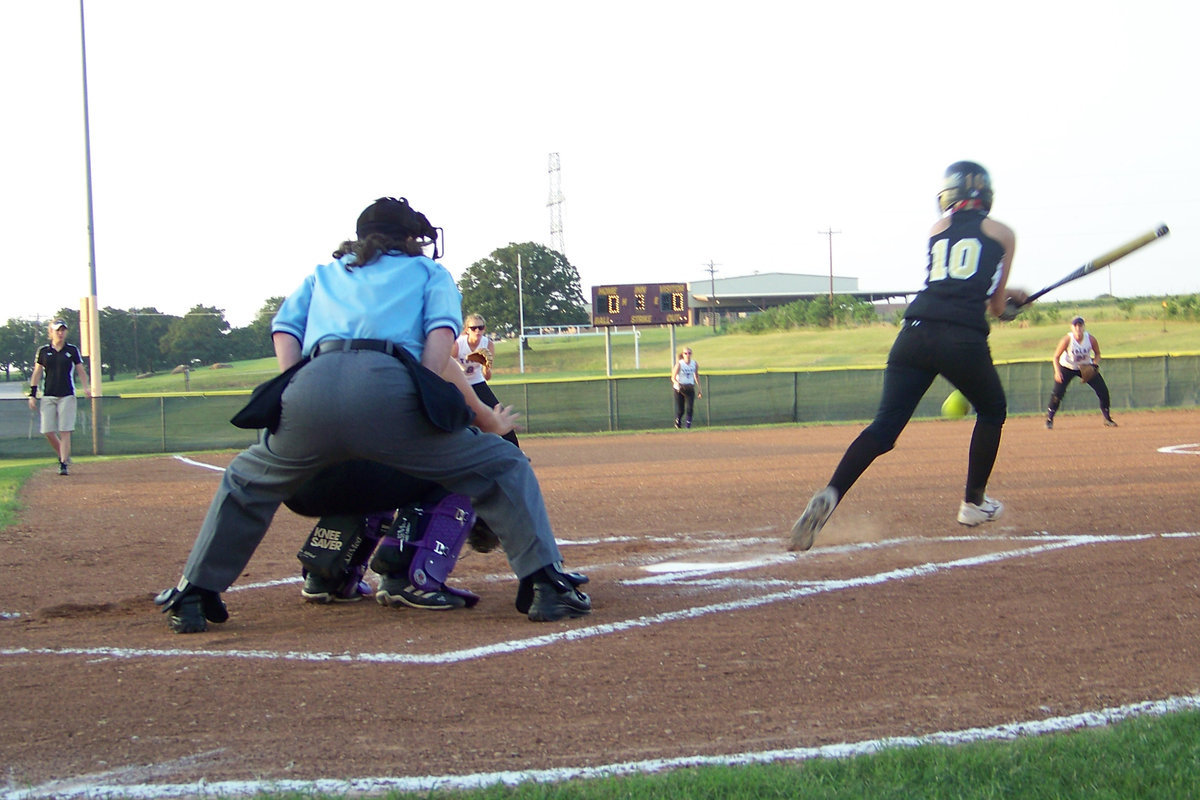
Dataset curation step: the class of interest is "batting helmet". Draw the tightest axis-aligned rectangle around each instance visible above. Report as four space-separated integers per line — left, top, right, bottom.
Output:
937 161 993 213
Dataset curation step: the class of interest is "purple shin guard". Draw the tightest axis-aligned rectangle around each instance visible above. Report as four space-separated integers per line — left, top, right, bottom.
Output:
370 495 480 606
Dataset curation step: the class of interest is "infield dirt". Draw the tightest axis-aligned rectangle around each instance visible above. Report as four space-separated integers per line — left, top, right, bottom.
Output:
1 410 1198 792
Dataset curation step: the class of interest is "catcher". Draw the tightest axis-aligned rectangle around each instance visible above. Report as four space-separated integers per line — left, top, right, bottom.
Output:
455 314 519 447
286 461 586 612
1045 316 1118 429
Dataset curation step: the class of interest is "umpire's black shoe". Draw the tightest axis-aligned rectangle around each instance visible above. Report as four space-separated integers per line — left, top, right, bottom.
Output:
517 563 591 622
155 584 228 634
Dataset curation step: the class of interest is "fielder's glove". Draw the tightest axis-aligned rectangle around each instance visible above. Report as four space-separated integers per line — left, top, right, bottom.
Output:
465 350 491 368
1079 364 1097 383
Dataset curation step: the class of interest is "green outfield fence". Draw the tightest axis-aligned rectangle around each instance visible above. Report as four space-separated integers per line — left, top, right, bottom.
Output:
3 354 1198 458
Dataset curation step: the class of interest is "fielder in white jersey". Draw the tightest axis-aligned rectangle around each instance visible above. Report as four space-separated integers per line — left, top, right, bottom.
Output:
1046 316 1117 429
670 348 701 429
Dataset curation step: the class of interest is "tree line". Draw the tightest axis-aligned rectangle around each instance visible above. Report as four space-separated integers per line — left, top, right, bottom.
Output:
3 241 593 382
1 298 283 383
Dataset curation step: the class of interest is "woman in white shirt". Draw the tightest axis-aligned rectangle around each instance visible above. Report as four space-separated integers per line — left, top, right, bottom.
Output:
670 348 701 429
455 314 519 446
1046 316 1117 429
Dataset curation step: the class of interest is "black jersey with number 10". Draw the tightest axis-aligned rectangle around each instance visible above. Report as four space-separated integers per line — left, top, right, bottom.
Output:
904 209 1006 334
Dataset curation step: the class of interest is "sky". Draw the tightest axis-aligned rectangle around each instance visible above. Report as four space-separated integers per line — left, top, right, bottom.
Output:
2 1 1196 328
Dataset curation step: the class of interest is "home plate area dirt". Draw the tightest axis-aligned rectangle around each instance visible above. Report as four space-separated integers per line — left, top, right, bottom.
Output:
1 410 1198 795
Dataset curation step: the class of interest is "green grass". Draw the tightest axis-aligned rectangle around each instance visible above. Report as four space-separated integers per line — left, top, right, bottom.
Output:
267 707 1200 798
0 461 40 529
88 315 1200 394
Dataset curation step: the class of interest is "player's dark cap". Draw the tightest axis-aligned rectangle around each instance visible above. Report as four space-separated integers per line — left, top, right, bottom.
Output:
356 197 439 248
1071 316 1085 325
52 319 67 329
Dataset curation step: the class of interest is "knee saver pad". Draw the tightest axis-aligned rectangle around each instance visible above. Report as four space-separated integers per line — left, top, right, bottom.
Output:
369 495 475 591
298 510 393 586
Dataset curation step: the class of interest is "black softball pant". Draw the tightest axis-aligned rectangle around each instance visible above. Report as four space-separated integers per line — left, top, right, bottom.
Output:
674 384 696 426
1048 368 1111 413
471 381 520 447
828 319 1007 505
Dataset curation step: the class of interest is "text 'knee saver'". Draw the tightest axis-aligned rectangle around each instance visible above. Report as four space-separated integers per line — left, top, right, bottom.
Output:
297 510 393 596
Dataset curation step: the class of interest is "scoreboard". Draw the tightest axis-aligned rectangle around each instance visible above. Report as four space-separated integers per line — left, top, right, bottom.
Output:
591 283 689 327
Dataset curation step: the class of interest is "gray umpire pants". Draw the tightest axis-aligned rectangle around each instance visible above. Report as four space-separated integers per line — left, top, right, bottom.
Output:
182 349 562 591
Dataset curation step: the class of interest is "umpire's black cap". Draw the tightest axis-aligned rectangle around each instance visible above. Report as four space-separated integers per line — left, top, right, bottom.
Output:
355 197 438 244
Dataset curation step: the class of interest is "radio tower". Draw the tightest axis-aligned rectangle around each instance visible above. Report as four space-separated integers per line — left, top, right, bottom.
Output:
547 152 565 255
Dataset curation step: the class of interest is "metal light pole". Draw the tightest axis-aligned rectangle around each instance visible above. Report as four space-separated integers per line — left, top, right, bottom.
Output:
79 0 104 456
79 0 101 400
517 253 525 374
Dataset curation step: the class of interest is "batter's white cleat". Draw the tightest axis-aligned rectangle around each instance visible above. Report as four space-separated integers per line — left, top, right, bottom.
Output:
957 495 1003 526
789 486 838 551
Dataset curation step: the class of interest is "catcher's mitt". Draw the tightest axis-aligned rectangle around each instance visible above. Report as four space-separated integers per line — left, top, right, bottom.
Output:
466 518 500 553
1079 364 1097 383
465 349 492 368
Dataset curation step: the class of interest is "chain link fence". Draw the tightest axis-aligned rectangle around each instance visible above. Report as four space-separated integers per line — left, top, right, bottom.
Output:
3 354 1198 457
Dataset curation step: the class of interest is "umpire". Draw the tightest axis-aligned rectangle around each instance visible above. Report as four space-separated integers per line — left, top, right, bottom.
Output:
157 196 590 632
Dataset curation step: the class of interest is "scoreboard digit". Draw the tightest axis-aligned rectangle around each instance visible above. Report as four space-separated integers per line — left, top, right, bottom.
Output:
592 283 688 327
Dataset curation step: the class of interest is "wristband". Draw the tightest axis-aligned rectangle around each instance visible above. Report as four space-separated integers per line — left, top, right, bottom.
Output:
29 386 37 398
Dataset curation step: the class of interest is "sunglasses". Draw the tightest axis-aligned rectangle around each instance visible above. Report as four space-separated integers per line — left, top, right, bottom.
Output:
468 325 485 331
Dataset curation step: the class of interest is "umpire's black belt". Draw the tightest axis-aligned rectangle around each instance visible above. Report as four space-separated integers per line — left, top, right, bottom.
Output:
312 338 403 360
310 337 470 433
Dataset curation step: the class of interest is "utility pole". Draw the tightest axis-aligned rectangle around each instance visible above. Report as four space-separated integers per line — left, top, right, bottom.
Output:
79 0 103 457
818 228 841 301
704 260 720 332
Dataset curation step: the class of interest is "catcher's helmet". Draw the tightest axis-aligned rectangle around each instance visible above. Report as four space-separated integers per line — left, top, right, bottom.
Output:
937 161 993 213
356 197 442 258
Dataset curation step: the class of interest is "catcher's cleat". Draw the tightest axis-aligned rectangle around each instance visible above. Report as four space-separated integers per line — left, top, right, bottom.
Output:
957 495 1003 527
155 584 228 634
789 486 838 552
301 572 370 604
375 575 473 610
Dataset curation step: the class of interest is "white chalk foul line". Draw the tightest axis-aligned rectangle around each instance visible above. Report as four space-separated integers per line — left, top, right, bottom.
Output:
2 533 1159 666
6 692 1199 800
1158 442 1200 455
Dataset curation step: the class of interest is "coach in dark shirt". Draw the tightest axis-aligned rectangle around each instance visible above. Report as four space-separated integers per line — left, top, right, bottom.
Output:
28 320 91 475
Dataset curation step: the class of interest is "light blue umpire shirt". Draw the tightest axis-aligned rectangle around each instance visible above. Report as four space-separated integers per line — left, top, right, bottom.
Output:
271 252 463 358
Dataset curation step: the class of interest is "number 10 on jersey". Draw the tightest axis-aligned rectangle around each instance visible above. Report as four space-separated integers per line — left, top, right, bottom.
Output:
928 237 982 282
